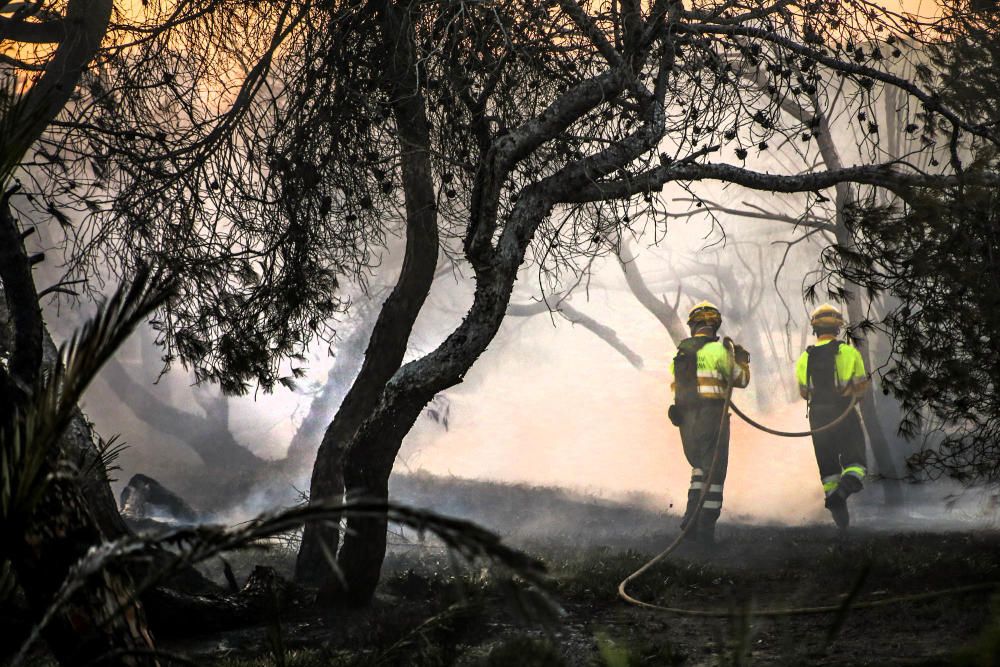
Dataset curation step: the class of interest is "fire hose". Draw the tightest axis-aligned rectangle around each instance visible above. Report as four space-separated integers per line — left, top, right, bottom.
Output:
618 339 998 616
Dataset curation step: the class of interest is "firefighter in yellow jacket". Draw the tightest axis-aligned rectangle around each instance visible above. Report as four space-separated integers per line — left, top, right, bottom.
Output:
668 302 750 545
796 304 870 529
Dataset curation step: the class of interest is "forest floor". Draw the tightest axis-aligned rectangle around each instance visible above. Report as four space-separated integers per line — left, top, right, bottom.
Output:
6 474 1000 666
161 475 1000 667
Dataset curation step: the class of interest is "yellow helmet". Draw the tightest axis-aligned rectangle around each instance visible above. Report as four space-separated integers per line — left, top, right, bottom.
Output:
810 303 845 330
688 300 722 328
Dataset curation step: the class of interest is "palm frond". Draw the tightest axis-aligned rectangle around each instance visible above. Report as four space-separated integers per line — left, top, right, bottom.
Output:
82 433 129 485
1 266 173 523
11 497 550 666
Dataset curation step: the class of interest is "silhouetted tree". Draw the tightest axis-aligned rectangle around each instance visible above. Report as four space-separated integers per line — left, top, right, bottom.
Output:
289 0 1000 605
0 0 169 659
822 0 1000 484
16 0 1000 610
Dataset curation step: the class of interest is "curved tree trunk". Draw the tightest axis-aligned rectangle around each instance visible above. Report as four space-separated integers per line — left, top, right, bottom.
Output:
506 299 644 369
99 356 266 473
295 0 440 588
4 0 114 165
336 259 531 605
615 236 688 344
2 215 127 541
327 8 635 605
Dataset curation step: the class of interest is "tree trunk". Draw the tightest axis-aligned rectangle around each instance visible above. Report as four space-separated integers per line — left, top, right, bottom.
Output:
331 30 635 605
12 475 157 666
336 393 428 605
506 299 644 369
615 236 688 344
5 0 114 164
811 111 904 507
2 197 156 664
335 173 554 603
64 404 132 540
336 275 521 605
614 237 781 411
295 0 439 588
2 215 126 540
99 356 265 473
284 313 373 468
847 298 906 506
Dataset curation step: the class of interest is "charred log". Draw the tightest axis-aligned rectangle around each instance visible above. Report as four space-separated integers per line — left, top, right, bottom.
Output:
143 566 302 638
121 474 201 525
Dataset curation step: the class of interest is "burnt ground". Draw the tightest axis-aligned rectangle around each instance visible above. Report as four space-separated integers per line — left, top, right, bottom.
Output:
158 526 1000 667
5 475 1000 666
157 476 1000 667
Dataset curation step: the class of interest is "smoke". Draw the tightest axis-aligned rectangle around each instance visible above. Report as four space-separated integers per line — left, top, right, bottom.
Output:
61 170 992 533
400 299 830 526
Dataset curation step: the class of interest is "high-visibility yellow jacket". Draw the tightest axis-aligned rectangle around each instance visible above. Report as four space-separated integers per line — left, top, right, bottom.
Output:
795 338 868 400
669 334 750 401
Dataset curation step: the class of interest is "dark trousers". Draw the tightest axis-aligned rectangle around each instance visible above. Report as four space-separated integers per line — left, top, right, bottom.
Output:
809 402 867 498
677 401 730 525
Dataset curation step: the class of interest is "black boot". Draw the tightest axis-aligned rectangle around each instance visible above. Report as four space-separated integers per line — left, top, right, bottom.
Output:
680 491 701 541
839 473 863 498
697 514 718 546
825 490 850 530
680 512 701 542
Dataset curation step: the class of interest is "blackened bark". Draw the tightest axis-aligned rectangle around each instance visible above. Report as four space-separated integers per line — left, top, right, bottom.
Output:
0 216 129 541
0 193 43 422
12 476 157 666
143 566 295 638
312 6 634 604
0 0 160 658
295 0 440 587
336 392 431 604
328 16 629 604
62 405 132 540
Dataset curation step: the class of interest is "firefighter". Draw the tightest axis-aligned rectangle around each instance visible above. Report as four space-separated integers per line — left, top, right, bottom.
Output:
668 301 750 545
796 304 870 529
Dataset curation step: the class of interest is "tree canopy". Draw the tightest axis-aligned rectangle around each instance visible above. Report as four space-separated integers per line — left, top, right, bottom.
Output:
7 0 1000 609
15 0 998 396
815 1 1000 485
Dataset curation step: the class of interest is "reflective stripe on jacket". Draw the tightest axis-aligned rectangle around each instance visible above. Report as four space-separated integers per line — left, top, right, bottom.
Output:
795 338 867 399
670 336 750 400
